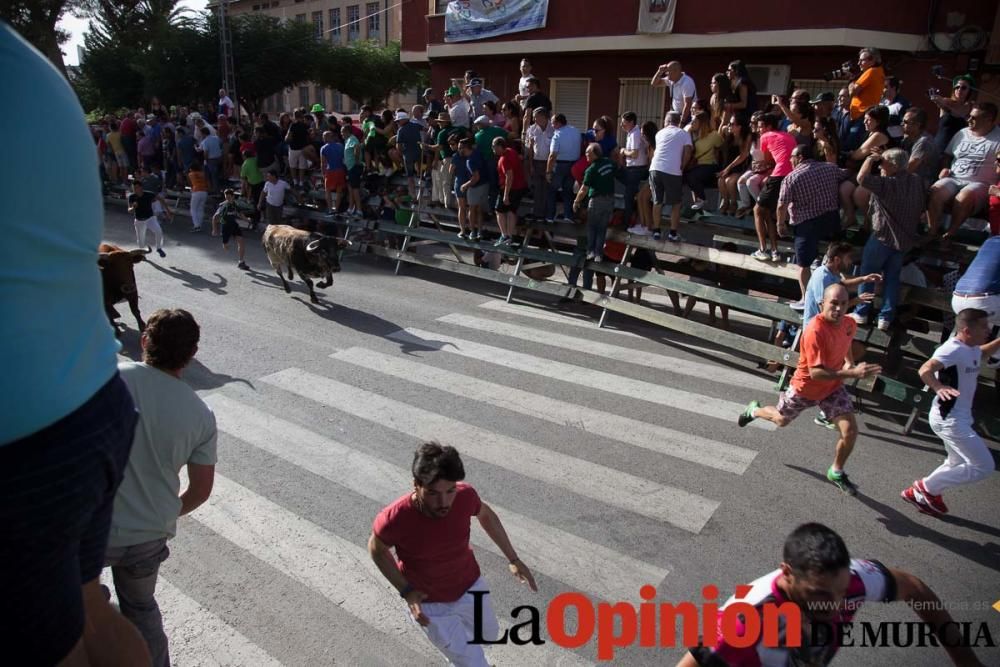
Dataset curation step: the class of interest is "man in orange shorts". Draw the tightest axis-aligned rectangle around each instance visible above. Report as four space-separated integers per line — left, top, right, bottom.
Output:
738 283 881 495
320 130 346 216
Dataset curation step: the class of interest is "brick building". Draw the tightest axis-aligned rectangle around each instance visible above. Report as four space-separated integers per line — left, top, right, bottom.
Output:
402 1 999 137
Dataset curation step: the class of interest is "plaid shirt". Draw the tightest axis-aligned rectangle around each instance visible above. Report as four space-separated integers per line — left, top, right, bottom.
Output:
861 171 924 252
778 160 847 224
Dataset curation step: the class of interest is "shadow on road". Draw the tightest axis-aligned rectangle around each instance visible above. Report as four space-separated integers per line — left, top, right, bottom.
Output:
146 261 228 295
293 295 410 341
786 464 1000 573
184 358 255 391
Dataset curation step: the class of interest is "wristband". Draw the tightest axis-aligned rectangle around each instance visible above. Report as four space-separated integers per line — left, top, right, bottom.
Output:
399 583 414 598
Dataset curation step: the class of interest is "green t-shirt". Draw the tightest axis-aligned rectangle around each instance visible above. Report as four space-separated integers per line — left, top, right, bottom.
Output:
362 119 377 140
240 156 263 185
437 126 468 159
475 126 507 161
583 157 616 197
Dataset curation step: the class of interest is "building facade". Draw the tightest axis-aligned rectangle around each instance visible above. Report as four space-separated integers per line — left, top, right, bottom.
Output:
402 1 999 138
223 0 416 114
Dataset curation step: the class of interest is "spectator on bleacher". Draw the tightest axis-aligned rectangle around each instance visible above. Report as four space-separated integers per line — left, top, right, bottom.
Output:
684 111 723 212
175 127 196 187
396 111 423 198
833 87 853 154
841 105 891 226
458 137 487 241
881 77 910 146
735 111 769 219
718 113 752 216
812 117 840 164
474 115 506 213
258 170 293 226
635 121 659 229
239 145 264 229
573 142 617 262
786 102 815 150
520 78 552 137
445 86 471 130
586 116 617 161
753 113 797 262
545 113 582 222
428 112 455 208
320 130 346 216
253 126 279 176
847 48 885 147
501 101 522 139
160 126 178 189
423 87 444 117
777 144 847 305
708 73 734 130
483 100 506 129
651 61 698 126
774 90 810 132
525 107 554 219
187 159 209 233
285 109 311 190
618 111 650 226
449 135 471 237
516 58 535 103
467 79 499 118
137 128 156 173
811 91 835 122
927 102 1000 241
989 150 1000 235
493 137 528 247
900 107 940 190
850 149 925 330
341 126 364 218
644 111 693 241
930 74 975 154
725 60 758 117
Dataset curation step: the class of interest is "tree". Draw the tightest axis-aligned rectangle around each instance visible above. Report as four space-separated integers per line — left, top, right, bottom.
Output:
1 0 76 73
314 41 425 109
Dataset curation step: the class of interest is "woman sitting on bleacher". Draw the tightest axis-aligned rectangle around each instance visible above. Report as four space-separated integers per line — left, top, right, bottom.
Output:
735 111 769 219
717 113 752 216
812 117 841 165
840 105 890 228
684 111 723 212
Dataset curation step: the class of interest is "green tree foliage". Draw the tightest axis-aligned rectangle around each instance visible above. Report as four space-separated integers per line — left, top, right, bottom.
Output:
315 40 424 109
1 0 75 72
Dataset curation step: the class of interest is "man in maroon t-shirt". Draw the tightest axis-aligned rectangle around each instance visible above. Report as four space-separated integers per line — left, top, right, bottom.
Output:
369 442 537 665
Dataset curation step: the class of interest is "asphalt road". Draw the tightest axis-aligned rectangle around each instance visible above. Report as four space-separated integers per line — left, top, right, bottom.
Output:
100 207 1000 666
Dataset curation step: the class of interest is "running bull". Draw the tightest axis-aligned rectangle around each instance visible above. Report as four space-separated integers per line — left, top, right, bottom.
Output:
98 243 150 334
261 225 350 304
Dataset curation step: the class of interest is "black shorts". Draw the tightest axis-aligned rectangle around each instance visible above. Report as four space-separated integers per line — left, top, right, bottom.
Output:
756 176 784 211
793 211 838 268
495 188 528 213
347 165 363 188
222 219 242 244
0 374 137 665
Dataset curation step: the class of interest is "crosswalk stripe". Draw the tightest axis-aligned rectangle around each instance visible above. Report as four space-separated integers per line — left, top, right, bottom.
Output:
200 474 591 666
206 393 668 602
261 368 721 532
99 572 283 667
386 328 777 431
436 313 775 392
329 348 755 474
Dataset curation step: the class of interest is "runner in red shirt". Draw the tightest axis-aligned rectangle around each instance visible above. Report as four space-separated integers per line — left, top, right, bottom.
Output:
369 442 537 665
737 283 880 495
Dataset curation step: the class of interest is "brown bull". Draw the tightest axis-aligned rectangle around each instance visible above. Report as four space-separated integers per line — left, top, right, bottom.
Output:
98 243 150 334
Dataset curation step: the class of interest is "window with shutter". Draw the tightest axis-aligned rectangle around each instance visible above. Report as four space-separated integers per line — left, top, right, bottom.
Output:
550 79 590 131
616 78 665 145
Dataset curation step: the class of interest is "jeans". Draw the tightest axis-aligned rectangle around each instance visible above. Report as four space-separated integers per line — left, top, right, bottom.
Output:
567 237 595 290
738 170 764 207
587 196 613 257
855 235 903 322
105 538 171 667
545 161 574 220
530 160 548 217
617 166 647 226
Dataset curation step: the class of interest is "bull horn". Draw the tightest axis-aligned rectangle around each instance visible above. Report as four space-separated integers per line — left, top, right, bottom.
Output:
306 239 322 252
130 247 152 257
98 253 110 260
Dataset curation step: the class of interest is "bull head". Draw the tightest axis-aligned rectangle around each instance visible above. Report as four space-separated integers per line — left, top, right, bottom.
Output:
129 246 152 264
305 238 351 253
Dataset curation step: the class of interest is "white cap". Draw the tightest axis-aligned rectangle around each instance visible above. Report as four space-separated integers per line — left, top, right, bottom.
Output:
395 111 409 121
473 115 491 126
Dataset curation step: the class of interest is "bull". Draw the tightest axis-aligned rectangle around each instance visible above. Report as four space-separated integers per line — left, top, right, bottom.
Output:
261 225 350 304
97 243 150 334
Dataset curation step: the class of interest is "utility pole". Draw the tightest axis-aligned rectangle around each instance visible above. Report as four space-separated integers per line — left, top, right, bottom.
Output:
218 0 238 117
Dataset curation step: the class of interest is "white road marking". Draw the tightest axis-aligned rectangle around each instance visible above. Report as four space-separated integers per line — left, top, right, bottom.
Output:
330 348 756 474
386 328 776 431
261 368 721 532
206 393 669 602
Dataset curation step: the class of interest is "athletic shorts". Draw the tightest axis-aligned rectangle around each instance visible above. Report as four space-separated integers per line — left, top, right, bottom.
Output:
467 183 489 208
793 211 838 268
495 188 527 213
649 171 682 206
288 148 309 170
0 374 137 665
347 165 363 188
756 176 784 211
221 219 242 244
776 384 854 422
324 168 346 192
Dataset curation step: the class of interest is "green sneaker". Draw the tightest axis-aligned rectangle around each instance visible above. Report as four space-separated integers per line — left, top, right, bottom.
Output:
827 468 857 496
813 415 838 430
738 400 760 427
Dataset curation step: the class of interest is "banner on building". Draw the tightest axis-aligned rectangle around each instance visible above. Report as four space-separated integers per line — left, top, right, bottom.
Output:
637 0 676 34
444 0 549 43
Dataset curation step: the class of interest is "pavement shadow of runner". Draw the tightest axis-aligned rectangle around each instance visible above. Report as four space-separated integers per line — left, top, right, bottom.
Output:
183 358 255 391
144 261 228 295
785 464 1000 573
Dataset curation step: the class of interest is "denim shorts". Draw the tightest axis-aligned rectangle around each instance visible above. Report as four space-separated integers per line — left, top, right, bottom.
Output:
0 374 138 665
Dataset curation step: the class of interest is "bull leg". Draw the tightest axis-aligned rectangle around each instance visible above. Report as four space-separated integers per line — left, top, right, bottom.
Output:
303 276 318 303
274 264 291 293
287 266 294 280
317 272 333 289
127 296 145 332
105 303 123 337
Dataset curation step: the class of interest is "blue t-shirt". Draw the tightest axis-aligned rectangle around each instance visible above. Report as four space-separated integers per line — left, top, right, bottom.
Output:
586 129 618 157
452 152 471 188
1 25 119 444
200 134 223 159
321 142 345 172
395 122 423 160
465 150 485 185
803 264 840 327
955 236 1000 295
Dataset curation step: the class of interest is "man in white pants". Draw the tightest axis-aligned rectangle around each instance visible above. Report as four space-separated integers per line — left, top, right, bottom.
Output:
902 308 1000 516
368 443 537 666
128 180 171 258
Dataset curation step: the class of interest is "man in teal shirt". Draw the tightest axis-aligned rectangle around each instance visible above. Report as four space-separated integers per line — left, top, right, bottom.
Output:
574 142 617 262
474 115 507 214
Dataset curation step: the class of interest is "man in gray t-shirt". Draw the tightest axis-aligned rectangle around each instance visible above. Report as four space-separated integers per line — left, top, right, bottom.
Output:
927 102 1000 239
900 107 939 189
106 309 217 667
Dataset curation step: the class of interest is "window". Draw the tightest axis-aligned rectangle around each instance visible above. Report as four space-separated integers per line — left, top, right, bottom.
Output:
299 86 310 108
366 2 380 40
312 11 323 40
294 13 306 22
433 0 449 14
315 87 326 110
329 90 340 112
617 78 665 145
550 78 590 131
329 8 341 43
347 5 360 42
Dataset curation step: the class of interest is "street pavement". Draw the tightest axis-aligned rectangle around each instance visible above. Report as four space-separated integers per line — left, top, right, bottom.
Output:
100 208 1000 666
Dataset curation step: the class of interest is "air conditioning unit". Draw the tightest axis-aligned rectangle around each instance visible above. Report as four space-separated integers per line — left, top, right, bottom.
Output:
746 65 791 95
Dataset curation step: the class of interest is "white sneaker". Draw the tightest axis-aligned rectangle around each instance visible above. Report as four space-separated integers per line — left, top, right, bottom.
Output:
877 318 891 331
627 225 649 236
848 313 866 325
751 249 770 261
690 199 705 211
770 250 781 262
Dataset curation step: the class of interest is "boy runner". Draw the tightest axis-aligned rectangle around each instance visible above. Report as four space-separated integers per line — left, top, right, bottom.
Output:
211 189 249 270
